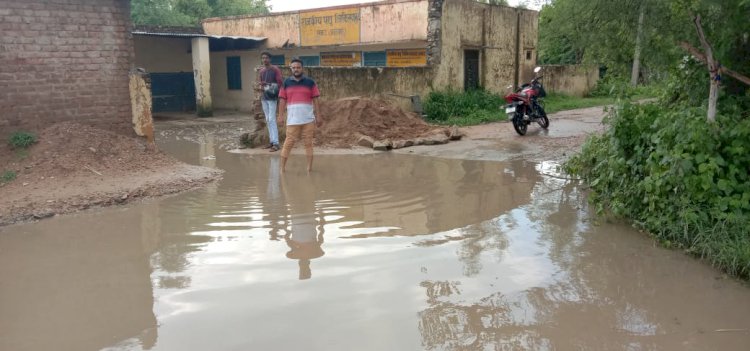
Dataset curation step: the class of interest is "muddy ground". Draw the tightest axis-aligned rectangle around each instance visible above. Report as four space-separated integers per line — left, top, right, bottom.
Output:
0 104 608 227
0 122 222 226
239 104 609 163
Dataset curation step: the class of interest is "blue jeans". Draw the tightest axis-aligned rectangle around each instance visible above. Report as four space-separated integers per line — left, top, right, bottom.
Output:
261 99 279 146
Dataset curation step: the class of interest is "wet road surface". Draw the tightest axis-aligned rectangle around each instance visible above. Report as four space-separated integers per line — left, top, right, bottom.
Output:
1 136 749 351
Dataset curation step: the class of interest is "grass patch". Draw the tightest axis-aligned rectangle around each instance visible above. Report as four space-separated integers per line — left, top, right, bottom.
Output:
423 87 656 127
432 109 507 126
8 131 37 149
1 170 17 183
423 88 507 126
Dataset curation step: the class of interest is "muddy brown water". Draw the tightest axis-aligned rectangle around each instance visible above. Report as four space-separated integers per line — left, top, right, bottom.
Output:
1 138 749 351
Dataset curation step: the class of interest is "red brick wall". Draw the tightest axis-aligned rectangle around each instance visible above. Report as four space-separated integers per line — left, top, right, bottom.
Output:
0 0 134 138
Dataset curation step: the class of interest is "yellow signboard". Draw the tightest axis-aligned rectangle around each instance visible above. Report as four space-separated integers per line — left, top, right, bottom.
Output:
320 52 362 67
386 49 428 67
300 8 361 46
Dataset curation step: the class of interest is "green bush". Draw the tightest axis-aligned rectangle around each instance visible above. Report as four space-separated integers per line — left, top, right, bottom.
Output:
543 93 619 114
588 76 659 99
423 88 506 125
662 56 750 119
8 131 37 149
1 170 16 183
565 101 750 278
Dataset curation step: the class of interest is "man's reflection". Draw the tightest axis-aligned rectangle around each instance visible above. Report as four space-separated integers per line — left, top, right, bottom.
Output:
281 173 325 280
265 156 287 241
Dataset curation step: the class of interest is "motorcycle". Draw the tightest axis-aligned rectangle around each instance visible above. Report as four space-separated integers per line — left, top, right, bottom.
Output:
504 66 549 136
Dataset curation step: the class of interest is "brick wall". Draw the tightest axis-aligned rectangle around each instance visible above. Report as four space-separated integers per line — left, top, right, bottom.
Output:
0 0 134 138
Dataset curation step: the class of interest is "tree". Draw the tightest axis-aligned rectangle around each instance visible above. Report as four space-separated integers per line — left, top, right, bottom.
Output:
208 0 270 18
132 0 270 26
538 0 677 82
131 0 195 26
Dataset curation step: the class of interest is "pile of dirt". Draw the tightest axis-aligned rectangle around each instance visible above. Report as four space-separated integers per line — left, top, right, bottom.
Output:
3 122 176 177
316 97 444 148
0 121 221 226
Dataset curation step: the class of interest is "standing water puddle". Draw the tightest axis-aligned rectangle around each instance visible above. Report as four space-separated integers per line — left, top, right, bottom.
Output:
1 139 749 351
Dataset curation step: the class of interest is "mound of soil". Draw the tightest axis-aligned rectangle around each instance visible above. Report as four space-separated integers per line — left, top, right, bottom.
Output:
0 122 221 226
4 122 174 177
316 97 443 147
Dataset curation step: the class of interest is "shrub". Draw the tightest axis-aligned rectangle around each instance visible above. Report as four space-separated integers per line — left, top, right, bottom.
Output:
8 131 37 149
1 170 16 183
565 101 750 278
588 76 659 99
423 88 506 125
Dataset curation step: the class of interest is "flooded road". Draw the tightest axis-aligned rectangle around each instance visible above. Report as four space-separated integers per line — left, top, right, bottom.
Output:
2 137 749 351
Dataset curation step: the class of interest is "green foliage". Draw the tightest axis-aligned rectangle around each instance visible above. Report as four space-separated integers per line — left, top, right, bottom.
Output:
1 170 16 183
423 88 507 126
588 76 660 99
542 93 618 113
132 0 270 26
662 56 750 119
8 131 37 149
565 102 750 278
538 0 749 90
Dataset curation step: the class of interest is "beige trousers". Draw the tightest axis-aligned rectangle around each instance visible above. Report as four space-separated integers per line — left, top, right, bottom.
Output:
281 122 315 158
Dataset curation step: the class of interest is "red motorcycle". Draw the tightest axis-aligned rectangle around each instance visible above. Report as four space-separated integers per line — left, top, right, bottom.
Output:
504 67 549 135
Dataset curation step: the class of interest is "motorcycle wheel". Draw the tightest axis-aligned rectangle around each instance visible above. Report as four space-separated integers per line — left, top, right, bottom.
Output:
512 113 527 136
536 105 550 129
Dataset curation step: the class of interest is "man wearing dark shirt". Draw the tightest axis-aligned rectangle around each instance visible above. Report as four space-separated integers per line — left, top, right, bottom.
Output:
257 51 284 152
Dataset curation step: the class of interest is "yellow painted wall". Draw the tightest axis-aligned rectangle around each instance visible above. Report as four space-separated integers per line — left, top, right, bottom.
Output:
482 5 519 92
202 0 428 48
133 36 193 73
540 65 599 97
433 0 538 95
203 13 301 48
200 0 541 110
518 9 539 85
210 52 256 112
360 1 428 43
208 41 428 112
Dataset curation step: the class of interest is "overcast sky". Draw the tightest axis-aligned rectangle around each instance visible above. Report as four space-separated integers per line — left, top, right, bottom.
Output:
267 0 535 13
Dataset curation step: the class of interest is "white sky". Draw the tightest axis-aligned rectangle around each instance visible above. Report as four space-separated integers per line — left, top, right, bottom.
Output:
267 0 532 13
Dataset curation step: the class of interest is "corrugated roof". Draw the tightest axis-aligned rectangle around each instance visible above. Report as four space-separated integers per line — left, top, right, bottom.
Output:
132 30 266 41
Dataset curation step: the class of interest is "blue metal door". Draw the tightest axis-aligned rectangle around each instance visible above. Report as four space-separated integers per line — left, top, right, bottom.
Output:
150 72 196 112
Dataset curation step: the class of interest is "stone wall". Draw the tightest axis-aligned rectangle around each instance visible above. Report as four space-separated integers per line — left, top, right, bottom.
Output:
0 0 134 137
540 65 599 97
305 66 434 111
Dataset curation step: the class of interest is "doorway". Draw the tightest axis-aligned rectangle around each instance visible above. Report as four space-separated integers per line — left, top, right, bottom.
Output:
464 50 480 91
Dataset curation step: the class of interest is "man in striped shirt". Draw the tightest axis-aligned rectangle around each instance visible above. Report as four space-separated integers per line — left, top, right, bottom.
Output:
277 58 322 173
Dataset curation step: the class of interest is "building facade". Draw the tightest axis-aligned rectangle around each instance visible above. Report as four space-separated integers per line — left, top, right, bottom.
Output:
132 0 538 114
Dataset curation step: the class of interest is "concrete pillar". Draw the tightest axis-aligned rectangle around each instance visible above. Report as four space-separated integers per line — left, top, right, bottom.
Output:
191 37 213 117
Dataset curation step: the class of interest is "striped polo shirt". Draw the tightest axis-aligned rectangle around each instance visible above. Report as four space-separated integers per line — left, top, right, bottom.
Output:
279 75 320 126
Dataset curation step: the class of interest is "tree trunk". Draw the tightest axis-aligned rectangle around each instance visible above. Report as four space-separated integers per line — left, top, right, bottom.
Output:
630 7 645 86
708 79 719 122
693 14 718 122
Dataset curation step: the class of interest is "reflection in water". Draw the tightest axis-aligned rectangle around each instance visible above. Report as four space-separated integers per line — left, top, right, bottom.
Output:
282 173 325 280
0 206 160 351
2 139 750 351
266 156 286 241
